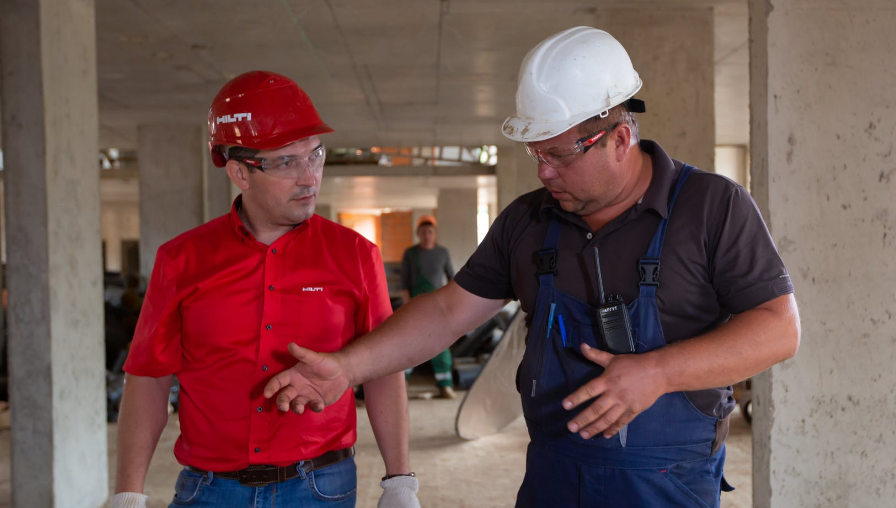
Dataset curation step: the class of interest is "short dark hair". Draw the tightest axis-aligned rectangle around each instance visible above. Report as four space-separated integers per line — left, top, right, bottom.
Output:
578 104 640 146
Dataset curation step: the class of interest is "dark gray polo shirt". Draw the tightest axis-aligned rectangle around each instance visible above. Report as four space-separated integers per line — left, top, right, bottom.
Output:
454 140 794 418
401 244 455 292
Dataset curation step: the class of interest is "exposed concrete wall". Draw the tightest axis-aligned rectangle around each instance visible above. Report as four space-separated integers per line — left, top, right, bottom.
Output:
750 1 896 506
594 8 715 171
138 124 204 277
436 189 478 272
0 0 108 506
496 144 541 213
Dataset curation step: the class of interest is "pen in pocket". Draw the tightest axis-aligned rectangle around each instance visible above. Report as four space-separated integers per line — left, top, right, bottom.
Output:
557 314 568 347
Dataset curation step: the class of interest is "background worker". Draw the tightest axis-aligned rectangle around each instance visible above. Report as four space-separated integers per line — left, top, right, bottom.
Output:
400 216 456 398
111 71 419 508
263 27 800 508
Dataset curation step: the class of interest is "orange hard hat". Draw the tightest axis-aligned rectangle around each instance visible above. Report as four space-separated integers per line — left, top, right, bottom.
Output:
207 71 333 167
416 215 437 229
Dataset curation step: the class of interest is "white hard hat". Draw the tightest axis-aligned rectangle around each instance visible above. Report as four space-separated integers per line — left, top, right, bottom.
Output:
502 27 644 143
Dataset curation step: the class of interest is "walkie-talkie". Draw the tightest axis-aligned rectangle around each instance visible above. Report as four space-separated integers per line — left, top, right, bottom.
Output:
593 247 635 354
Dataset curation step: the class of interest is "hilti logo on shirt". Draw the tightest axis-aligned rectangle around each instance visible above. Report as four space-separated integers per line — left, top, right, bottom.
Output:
216 112 252 124
302 287 324 292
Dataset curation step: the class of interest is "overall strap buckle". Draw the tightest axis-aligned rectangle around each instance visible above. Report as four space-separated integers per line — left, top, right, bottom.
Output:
536 249 558 276
639 259 660 286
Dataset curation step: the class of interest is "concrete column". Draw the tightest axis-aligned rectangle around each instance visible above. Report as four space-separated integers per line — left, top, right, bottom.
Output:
750 1 896 506
138 124 204 277
0 0 108 506
204 151 232 222
436 189 477 271
496 144 542 213
715 145 749 188
594 8 715 170
0 180 5 387
102 205 122 272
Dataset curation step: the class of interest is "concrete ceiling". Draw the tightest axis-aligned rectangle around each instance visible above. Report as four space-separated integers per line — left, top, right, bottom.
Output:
95 0 750 150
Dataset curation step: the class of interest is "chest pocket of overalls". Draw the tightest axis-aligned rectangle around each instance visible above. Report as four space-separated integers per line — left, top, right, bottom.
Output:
518 228 618 424
548 305 607 394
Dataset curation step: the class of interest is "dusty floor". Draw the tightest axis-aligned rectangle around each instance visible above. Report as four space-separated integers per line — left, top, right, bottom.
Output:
0 385 752 507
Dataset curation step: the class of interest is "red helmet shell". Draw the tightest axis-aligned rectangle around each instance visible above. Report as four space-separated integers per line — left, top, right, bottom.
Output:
208 71 333 167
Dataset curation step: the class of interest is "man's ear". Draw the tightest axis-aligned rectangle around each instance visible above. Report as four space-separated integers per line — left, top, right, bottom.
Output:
225 160 250 191
613 123 634 162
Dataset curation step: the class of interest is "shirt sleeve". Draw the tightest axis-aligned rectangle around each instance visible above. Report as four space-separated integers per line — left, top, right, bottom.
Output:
123 245 183 377
356 240 393 336
710 182 794 313
400 247 413 291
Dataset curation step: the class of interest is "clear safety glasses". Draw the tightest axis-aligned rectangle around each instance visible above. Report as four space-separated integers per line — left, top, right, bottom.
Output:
524 123 620 168
235 145 326 179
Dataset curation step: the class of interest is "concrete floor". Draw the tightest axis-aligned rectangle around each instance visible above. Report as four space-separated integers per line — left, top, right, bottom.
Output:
0 387 752 508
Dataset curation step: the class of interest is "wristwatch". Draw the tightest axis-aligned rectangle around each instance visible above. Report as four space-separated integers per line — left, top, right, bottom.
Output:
382 472 416 481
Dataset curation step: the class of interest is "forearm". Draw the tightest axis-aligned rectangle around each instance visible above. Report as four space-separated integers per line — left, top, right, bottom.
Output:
363 372 411 475
115 374 173 493
399 290 410 305
653 294 800 393
343 281 504 386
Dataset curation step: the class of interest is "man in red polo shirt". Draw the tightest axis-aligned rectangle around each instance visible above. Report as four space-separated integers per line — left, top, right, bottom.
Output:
111 71 420 508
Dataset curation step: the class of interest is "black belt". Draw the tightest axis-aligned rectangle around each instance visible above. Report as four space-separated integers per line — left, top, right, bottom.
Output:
186 447 354 486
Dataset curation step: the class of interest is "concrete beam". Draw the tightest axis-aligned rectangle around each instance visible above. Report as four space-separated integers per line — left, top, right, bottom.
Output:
324 164 495 178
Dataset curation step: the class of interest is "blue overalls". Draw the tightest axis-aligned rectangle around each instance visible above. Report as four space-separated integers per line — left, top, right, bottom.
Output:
516 165 732 508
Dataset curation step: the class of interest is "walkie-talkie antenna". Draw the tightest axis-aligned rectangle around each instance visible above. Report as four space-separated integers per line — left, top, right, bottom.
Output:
593 247 606 304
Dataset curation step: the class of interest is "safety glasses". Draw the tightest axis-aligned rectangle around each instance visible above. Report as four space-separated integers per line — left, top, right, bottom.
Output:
525 123 620 168
235 145 326 179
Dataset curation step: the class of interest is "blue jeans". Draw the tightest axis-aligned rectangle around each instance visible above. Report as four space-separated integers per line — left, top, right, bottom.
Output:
168 457 356 508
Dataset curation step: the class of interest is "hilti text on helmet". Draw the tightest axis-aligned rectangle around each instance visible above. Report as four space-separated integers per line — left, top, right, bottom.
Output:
217 112 252 124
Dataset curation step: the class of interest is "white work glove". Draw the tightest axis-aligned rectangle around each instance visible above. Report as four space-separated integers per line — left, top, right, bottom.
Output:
110 492 147 508
377 476 421 508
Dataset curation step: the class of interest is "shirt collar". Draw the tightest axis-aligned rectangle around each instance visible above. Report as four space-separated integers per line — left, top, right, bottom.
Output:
538 139 678 220
228 195 311 248
229 195 252 239
637 140 677 219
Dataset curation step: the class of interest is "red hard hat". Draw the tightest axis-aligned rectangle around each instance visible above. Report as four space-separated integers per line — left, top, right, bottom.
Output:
207 71 334 167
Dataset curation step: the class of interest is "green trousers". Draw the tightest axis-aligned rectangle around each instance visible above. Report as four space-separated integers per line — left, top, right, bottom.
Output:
405 348 453 387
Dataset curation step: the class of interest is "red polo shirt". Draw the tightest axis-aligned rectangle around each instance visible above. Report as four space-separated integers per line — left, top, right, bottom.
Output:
124 198 392 470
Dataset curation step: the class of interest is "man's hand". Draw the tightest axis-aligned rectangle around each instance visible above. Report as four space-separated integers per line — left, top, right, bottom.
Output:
378 476 421 508
263 343 351 414
110 492 147 508
562 343 666 439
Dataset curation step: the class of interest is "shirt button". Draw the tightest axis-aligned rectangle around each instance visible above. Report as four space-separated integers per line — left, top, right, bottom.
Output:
255 447 261 453
272 248 278 254
262 365 269 371
257 406 263 412
269 285 275 291
266 324 272 330
586 232 593 240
